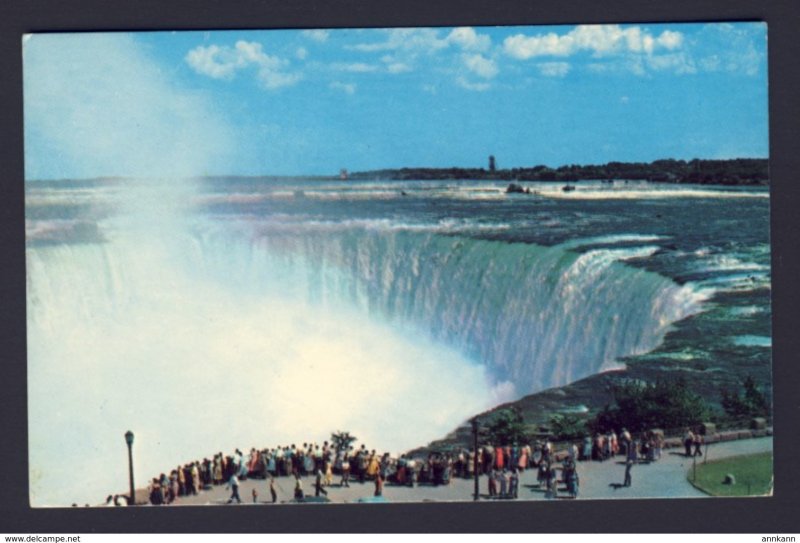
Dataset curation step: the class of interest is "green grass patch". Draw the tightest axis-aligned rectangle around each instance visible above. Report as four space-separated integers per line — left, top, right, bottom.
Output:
689 451 773 497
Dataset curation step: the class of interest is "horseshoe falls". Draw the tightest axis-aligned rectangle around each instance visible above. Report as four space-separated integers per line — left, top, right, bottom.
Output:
195 225 705 394
25 178 770 506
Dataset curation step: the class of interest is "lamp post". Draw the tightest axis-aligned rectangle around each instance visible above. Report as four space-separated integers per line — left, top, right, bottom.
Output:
125 430 135 506
471 417 479 501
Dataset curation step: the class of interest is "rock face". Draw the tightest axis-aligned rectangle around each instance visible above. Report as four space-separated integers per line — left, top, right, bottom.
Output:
723 474 736 485
506 183 526 194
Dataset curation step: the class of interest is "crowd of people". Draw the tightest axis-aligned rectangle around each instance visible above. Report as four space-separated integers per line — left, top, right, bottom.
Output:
139 426 702 505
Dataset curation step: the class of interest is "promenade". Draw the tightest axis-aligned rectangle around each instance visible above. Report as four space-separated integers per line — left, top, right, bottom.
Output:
167 436 772 506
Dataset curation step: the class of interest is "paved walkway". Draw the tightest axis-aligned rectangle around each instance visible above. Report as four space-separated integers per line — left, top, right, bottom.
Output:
166 436 772 506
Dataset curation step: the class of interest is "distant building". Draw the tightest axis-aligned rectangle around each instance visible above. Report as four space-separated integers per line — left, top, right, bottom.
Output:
489 155 496 172
340 168 349 180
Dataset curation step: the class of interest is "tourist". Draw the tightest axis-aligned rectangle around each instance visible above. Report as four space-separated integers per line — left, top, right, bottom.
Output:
324 456 334 487
374 471 384 497
563 457 579 498
640 435 651 461
537 460 549 487
683 428 695 457
340 449 351 487
314 468 328 497
149 478 164 505
213 456 223 485
498 469 508 497
226 473 242 504
293 473 304 500
168 471 178 502
509 468 519 499
693 431 704 456
304 448 315 475
623 440 637 487
177 465 186 496
646 434 657 462
523 444 533 469
621 427 632 456
488 469 497 497
269 476 278 503
654 432 664 460
581 436 592 461
495 445 505 471
367 450 380 480
518 446 529 472
191 462 201 495
545 464 558 499
467 449 476 477
484 446 494 474
358 449 369 484
543 440 553 463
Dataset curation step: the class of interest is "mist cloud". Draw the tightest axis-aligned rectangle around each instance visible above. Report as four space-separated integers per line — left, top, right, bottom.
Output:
24 33 236 180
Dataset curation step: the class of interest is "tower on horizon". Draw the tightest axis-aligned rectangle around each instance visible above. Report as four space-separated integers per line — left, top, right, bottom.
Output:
489 155 496 172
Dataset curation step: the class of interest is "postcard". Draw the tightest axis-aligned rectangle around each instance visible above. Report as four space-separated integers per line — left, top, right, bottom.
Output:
23 22 771 507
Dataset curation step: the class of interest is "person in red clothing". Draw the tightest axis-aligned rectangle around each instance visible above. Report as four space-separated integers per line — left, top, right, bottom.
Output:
495 446 504 470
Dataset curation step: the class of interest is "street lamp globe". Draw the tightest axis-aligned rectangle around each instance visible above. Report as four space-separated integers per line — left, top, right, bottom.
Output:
125 431 134 446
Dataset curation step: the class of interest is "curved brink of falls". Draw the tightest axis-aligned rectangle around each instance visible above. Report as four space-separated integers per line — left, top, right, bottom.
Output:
196 224 706 397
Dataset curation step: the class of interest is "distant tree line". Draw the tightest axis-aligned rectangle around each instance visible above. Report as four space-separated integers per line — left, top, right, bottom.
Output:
349 158 768 185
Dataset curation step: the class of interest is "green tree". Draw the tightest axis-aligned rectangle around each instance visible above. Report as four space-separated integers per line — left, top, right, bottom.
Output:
721 376 770 419
485 408 528 445
550 413 588 440
590 379 709 433
330 431 357 454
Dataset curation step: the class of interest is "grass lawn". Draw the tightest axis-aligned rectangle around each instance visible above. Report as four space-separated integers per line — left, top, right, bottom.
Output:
688 451 773 497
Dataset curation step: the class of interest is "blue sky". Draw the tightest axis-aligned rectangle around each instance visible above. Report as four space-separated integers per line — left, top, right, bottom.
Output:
24 23 768 179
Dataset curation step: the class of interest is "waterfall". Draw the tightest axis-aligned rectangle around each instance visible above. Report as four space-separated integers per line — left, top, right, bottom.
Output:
26 216 705 505
193 221 707 396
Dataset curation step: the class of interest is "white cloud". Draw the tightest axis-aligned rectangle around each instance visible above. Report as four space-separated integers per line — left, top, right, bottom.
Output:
503 32 574 58
456 76 490 92
620 95 630 103
296 47 308 60
463 53 498 79
349 28 449 53
387 62 412 74
537 61 570 77
302 29 330 42
185 44 240 79
646 52 696 74
503 24 685 59
696 23 765 76
258 70 303 89
446 27 491 51
330 80 356 94
699 54 721 72
331 62 379 73
185 40 300 90
657 30 683 50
